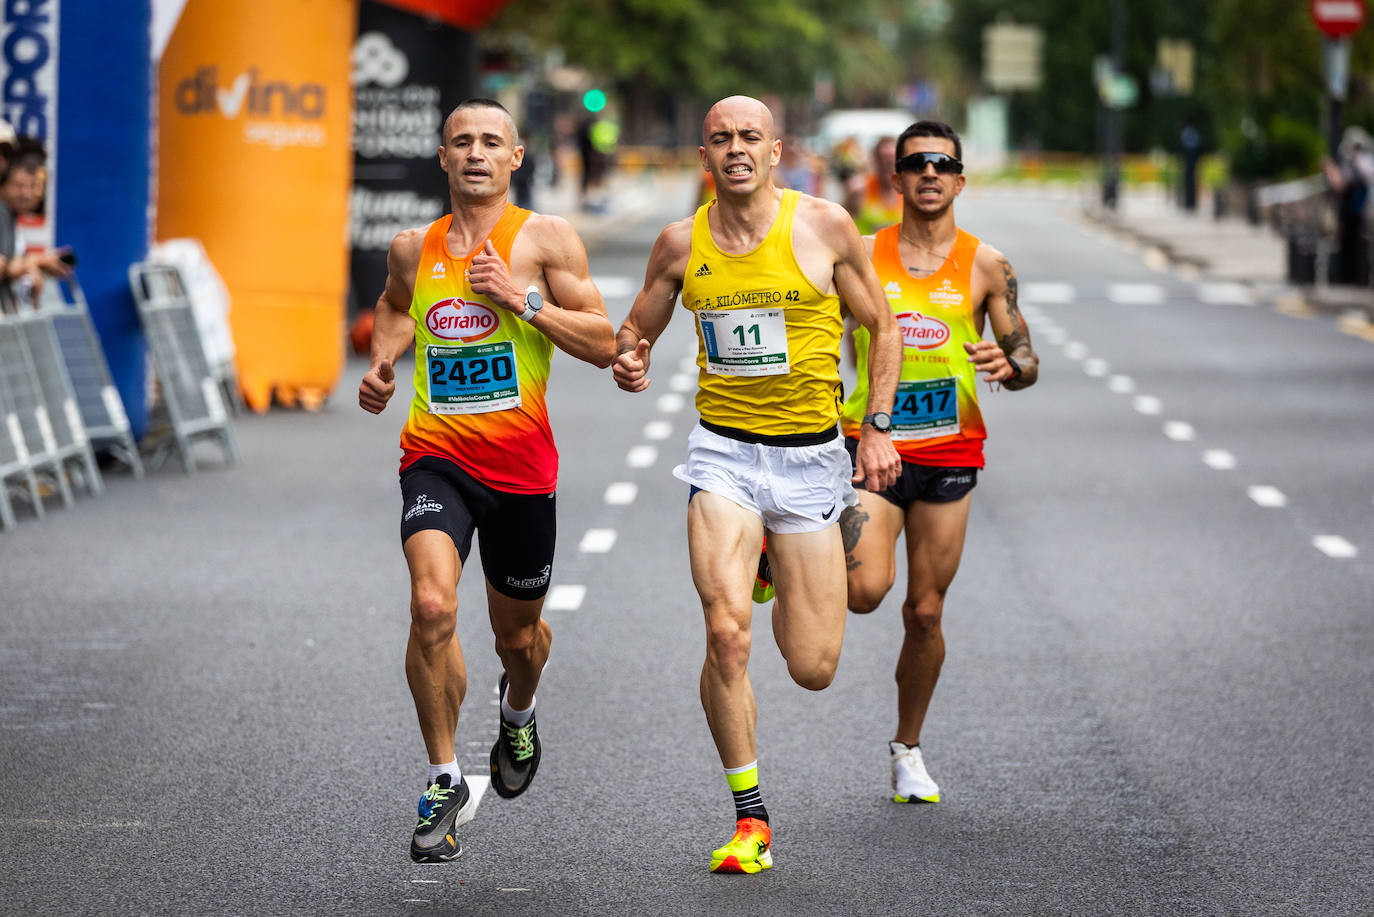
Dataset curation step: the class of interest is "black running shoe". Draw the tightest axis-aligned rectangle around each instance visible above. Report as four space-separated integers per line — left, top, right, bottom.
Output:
409 774 475 863
490 672 541 799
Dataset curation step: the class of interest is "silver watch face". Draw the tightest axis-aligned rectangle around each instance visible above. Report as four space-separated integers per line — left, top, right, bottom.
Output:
525 289 543 312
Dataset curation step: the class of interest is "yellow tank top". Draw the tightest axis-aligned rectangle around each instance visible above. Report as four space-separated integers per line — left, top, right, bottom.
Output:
681 189 843 437
842 225 987 467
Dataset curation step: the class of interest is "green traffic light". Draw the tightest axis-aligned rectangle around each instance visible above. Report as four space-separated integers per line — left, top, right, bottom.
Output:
583 89 607 112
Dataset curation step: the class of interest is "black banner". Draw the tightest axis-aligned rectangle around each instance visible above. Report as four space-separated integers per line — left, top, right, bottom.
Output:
349 2 477 314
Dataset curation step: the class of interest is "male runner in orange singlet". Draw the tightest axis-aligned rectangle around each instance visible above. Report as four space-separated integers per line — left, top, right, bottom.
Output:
359 98 615 862
840 119 1038 803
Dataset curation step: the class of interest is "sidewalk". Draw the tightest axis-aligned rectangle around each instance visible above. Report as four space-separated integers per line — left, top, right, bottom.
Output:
1085 186 1374 332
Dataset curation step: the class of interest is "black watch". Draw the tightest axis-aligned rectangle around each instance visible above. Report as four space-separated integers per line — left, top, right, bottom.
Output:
1005 355 1023 381
862 411 892 433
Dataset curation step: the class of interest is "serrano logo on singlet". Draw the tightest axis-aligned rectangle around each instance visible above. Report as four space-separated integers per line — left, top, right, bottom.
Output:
896 312 950 351
929 277 964 305
425 298 498 342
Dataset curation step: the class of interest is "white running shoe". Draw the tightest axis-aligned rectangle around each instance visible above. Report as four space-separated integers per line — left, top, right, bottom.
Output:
890 741 940 803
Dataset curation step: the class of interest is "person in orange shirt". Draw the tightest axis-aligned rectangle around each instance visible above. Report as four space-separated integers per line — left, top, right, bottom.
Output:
839 120 1038 804
358 98 614 863
844 135 903 234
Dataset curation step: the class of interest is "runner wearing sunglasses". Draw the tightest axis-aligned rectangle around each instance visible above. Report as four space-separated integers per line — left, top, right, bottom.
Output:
838 119 1039 804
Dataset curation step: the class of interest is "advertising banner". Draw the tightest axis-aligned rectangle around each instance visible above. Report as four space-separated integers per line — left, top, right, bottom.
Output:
349 0 476 313
158 0 357 411
2 0 60 247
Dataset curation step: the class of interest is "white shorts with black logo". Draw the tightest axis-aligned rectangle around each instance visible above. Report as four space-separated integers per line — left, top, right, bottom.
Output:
672 423 857 534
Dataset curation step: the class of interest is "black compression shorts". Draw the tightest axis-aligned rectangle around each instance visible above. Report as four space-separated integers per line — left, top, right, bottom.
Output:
399 456 557 600
844 438 978 508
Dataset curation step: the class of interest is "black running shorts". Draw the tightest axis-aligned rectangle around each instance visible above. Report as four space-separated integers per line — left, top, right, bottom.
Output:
844 438 978 508
399 456 557 600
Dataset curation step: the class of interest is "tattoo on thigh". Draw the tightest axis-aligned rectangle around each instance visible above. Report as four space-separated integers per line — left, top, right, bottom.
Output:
839 505 868 556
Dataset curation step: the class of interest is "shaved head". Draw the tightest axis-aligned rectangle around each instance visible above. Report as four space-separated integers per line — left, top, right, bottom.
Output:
443 98 520 146
702 95 775 145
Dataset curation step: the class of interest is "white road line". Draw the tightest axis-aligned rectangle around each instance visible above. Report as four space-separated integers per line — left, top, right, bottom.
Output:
1133 395 1162 415
1083 357 1110 377
604 482 638 505
1248 485 1288 508
591 275 635 298
1107 374 1135 394
578 528 617 553
1163 421 1195 442
644 420 673 441
1313 535 1358 558
1202 449 1237 470
1108 283 1166 305
545 585 586 611
1063 341 1087 360
656 393 685 413
678 357 697 372
627 445 658 468
1044 328 1068 346
1197 281 1254 306
669 373 694 392
1023 281 1076 303
412 879 441 884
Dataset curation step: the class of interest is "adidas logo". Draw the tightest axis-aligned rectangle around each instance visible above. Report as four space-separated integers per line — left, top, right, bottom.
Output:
694 262 712 277
884 280 901 297
431 261 447 279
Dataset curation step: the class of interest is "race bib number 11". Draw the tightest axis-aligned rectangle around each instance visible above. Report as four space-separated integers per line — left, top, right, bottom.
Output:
426 341 521 415
697 308 789 376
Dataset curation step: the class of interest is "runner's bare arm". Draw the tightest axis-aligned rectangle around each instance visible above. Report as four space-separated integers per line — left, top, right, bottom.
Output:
970 244 1038 390
613 219 691 393
826 204 901 491
359 230 421 414
469 215 615 368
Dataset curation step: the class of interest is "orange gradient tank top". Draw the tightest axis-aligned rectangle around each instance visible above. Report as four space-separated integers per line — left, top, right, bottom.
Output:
842 225 986 467
398 206 557 493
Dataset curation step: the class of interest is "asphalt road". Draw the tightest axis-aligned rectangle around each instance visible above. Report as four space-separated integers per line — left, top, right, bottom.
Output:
2 180 1372 916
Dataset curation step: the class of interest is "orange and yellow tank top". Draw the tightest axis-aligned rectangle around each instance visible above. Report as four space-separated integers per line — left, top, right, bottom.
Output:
842 225 986 467
854 174 902 235
682 189 843 437
399 207 557 493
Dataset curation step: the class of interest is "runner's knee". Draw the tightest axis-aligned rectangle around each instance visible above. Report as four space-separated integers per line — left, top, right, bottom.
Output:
704 614 752 678
902 594 943 636
847 576 889 614
410 582 457 642
787 650 838 691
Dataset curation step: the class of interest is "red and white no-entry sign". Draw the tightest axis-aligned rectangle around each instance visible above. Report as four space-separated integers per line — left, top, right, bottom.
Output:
1311 0 1367 38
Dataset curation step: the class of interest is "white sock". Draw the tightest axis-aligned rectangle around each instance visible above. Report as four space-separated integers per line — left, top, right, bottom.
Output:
428 760 461 787
501 686 535 727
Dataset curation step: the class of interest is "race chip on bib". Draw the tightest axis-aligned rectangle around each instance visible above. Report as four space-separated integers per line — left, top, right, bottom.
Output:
697 308 790 376
424 340 521 414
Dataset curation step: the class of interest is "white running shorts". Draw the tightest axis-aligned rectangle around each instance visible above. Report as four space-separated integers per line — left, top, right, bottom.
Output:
672 422 857 534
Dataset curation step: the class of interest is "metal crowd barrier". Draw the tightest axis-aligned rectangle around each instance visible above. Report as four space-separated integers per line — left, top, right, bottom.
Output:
0 309 78 527
128 262 240 473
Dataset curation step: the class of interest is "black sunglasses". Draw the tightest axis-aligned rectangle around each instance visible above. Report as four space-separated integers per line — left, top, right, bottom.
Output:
895 151 963 175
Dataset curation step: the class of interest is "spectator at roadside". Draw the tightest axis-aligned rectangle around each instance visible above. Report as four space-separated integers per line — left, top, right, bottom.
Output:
1324 126 1374 285
0 144 73 306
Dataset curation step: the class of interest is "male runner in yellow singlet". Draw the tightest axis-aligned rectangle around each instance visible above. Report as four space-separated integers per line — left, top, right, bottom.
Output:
613 95 903 874
840 120 1038 804
358 99 615 862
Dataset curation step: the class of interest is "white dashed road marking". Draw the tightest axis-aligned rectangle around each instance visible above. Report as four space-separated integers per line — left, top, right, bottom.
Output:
1063 341 1087 360
1133 395 1162 415
578 528 617 554
1108 283 1166 305
1313 535 1358 558
604 482 638 505
1083 357 1109 377
627 445 658 468
1202 450 1237 470
1197 282 1254 306
591 275 635 298
1023 282 1076 304
1107 374 1135 394
1163 421 1195 442
545 585 586 611
669 374 694 392
1247 486 1287 508
643 420 673 441
656 393 685 413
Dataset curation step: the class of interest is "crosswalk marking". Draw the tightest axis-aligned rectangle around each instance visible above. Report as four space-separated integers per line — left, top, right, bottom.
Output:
1108 283 1166 305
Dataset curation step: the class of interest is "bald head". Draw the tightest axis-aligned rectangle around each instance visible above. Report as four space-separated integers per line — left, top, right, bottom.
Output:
702 96 775 145
443 98 519 147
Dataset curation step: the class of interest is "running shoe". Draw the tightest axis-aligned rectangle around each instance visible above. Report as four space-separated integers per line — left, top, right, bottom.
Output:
890 741 940 803
709 817 773 874
752 538 775 604
409 773 475 863
490 672 541 799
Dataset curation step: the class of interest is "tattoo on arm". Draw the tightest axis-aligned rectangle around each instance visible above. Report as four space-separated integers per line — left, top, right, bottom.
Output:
839 505 869 569
996 257 1029 354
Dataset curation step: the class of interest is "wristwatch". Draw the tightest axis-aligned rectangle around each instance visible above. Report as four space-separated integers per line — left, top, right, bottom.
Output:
518 285 543 322
862 412 892 433
1005 355 1023 381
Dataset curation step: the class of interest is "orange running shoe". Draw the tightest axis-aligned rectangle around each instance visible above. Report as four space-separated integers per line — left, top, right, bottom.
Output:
709 817 773 874
752 538 774 604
